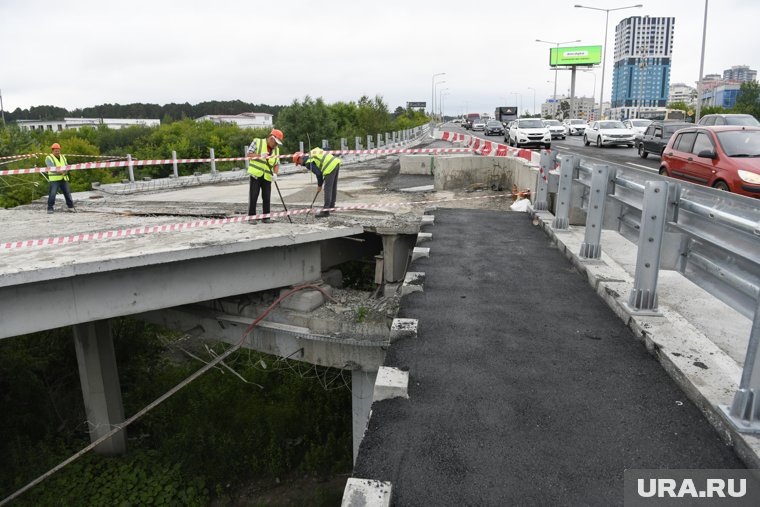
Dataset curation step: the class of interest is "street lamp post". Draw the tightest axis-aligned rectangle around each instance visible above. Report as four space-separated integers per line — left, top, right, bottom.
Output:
695 0 709 123
536 38 582 102
433 80 447 122
438 88 449 120
431 73 445 118
579 69 597 119
528 87 537 117
511 93 522 117
440 92 450 119
575 3 643 120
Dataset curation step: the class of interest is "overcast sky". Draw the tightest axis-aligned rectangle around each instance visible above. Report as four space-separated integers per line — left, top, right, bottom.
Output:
2 0 755 117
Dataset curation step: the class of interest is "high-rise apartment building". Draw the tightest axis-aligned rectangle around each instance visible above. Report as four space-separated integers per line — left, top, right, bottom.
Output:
610 15 675 119
722 65 757 83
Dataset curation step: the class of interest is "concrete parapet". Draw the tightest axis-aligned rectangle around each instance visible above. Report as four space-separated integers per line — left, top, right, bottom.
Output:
341 478 392 507
433 155 539 194
411 247 430 262
373 366 409 401
401 272 425 296
390 318 418 342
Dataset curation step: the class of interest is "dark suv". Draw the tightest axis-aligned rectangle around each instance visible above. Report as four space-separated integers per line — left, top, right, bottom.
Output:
698 114 760 126
637 121 692 159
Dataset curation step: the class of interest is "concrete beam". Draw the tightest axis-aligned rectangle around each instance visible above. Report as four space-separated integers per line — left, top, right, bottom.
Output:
1 242 324 339
381 234 417 283
73 320 126 455
352 370 378 464
320 234 383 271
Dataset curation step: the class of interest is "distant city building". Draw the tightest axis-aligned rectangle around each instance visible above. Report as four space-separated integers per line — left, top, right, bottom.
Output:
722 65 757 83
541 99 561 118
610 15 675 120
541 97 598 119
17 117 160 132
668 83 696 105
196 112 273 128
700 84 742 109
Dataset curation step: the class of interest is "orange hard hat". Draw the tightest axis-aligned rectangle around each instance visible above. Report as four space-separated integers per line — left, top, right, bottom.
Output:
293 152 303 165
269 129 283 145
51 143 61 149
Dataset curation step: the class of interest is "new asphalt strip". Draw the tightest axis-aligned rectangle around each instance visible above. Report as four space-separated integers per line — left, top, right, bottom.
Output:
353 209 744 506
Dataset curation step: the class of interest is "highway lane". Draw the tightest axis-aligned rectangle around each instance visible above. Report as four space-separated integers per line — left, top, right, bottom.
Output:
442 122 663 173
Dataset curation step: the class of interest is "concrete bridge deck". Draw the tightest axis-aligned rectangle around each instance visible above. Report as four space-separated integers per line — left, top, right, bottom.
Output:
353 209 745 506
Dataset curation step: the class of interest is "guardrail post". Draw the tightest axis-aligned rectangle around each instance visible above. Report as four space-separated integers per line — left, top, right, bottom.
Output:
392 132 397 145
626 180 668 315
534 150 555 211
579 164 613 260
341 138 348 152
721 297 760 433
209 148 216 175
377 133 382 147
355 137 362 150
551 155 576 230
172 150 179 178
322 139 329 149
299 141 304 153
385 133 390 146
243 146 250 172
127 154 134 183
367 135 373 150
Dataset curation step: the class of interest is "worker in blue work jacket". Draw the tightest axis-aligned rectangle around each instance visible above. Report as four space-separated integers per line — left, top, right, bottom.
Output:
293 148 341 218
46 143 76 214
246 129 283 223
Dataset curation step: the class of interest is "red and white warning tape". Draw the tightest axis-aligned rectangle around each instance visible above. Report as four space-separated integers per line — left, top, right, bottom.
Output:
435 130 542 165
1 194 514 251
0 148 473 176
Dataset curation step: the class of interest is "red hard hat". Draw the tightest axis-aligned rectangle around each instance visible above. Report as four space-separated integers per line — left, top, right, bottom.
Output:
269 129 284 145
51 143 61 149
293 152 303 165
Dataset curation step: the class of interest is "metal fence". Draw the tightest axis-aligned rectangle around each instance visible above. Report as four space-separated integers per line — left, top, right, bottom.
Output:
534 150 760 433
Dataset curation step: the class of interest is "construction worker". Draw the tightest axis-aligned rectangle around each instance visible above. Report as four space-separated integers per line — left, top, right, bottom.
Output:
294 148 341 218
246 129 283 224
45 143 76 213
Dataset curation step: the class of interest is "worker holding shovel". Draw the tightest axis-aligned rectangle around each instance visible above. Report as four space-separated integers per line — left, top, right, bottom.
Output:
246 129 283 224
293 148 341 218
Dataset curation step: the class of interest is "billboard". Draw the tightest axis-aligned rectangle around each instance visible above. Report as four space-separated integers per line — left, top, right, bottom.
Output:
550 46 602 67
406 101 426 108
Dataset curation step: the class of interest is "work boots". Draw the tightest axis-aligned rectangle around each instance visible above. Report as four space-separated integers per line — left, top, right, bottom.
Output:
315 211 330 218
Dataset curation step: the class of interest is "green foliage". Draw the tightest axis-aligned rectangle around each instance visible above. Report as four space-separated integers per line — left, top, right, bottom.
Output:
732 81 760 119
355 307 369 323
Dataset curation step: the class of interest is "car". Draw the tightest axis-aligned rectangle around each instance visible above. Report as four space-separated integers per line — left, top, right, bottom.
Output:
635 121 692 159
471 119 486 131
543 119 566 140
583 120 636 148
659 126 760 198
563 118 588 136
623 118 653 135
507 118 551 148
484 120 505 136
698 114 760 127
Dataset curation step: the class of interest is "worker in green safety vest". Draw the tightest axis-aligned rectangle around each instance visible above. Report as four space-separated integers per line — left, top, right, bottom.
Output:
45 143 76 214
294 147 341 218
246 129 283 224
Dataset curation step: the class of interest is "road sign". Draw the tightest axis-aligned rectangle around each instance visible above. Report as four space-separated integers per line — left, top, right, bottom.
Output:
407 102 426 108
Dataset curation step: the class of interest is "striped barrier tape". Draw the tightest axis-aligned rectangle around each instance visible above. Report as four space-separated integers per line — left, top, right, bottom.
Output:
0 153 128 161
1 194 517 251
0 148 473 177
435 130 542 165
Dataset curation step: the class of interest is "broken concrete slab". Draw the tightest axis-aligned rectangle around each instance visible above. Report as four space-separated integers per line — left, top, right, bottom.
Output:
390 318 418 342
279 285 334 312
401 272 425 296
373 366 409 401
411 247 430 262
341 478 392 507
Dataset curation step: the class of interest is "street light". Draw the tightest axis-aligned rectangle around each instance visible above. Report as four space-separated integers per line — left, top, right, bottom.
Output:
431 73 445 118
535 38 582 102
527 87 536 117
575 3 643 120
511 92 522 117
438 88 449 120
579 69 597 119
695 0 709 122
440 92 450 119
434 80 447 121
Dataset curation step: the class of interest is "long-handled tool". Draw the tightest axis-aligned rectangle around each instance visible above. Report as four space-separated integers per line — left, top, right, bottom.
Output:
304 189 320 221
272 176 292 223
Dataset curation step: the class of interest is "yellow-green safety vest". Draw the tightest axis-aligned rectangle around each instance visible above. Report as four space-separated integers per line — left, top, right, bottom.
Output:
308 148 341 176
45 154 68 182
247 138 279 181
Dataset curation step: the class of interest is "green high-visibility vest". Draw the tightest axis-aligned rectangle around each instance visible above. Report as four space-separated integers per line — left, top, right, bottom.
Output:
247 138 279 181
309 148 341 176
45 154 68 181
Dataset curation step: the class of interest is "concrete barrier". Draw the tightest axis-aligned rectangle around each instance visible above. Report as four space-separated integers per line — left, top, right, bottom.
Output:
432 155 539 194
399 155 435 175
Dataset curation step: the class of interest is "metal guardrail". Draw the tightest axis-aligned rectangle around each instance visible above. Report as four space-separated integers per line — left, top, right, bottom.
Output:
534 151 760 434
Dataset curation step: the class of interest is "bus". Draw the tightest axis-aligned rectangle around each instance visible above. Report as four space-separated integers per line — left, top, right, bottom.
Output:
636 109 688 122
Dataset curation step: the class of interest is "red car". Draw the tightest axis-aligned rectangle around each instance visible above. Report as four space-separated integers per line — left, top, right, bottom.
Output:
659 126 760 198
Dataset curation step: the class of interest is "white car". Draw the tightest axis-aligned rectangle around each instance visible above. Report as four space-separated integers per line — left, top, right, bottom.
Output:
508 118 551 148
584 120 636 148
472 119 486 131
563 119 588 136
543 119 566 140
623 118 653 135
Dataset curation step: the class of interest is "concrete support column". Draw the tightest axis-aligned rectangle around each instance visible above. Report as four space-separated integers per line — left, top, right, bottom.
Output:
73 319 126 455
352 369 377 464
381 234 417 283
